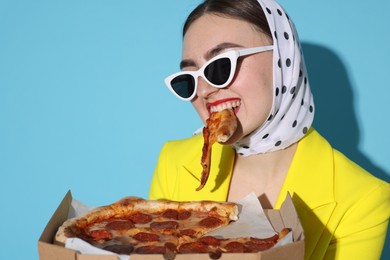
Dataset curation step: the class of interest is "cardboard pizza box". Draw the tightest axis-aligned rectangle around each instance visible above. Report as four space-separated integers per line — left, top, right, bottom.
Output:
38 191 305 260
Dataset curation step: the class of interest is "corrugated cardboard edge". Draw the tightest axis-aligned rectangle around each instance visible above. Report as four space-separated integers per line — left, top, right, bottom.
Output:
38 191 304 260
38 190 76 260
260 193 305 260
265 193 304 242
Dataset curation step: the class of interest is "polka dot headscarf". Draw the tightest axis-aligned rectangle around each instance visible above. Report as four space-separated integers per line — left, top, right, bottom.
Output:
232 0 315 156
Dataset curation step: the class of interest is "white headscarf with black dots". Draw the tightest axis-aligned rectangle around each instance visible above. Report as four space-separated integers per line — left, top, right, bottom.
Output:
232 0 315 156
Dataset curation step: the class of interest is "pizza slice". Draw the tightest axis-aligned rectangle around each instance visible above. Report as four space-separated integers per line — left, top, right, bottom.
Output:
55 196 239 255
178 228 290 255
197 108 238 191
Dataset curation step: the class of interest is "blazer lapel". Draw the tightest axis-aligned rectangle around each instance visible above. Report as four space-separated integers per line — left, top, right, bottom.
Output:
276 129 337 259
294 197 337 259
181 142 235 201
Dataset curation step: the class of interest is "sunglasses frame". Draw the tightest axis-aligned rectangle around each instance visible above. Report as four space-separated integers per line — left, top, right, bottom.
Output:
165 45 273 101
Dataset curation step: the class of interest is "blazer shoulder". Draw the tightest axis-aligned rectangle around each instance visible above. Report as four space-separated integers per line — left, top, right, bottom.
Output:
333 149 388 192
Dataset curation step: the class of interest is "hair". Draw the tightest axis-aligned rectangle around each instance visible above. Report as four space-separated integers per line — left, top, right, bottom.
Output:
183 0 272 39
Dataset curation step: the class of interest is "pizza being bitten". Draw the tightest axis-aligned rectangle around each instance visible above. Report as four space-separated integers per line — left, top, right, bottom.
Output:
197 108 238 191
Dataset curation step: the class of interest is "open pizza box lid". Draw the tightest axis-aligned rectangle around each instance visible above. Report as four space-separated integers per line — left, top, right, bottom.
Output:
38 191 305 259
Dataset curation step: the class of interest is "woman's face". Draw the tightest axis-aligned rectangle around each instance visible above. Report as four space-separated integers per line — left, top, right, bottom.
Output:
183 14 273 143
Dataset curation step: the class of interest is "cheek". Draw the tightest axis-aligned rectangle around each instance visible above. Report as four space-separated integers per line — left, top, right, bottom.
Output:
243 83 272 116
248 59 273 112
239 62 273 106
191 99 208 123
236 64 274 132
240 85 273 135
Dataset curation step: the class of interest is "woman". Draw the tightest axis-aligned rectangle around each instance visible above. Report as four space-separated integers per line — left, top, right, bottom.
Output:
149 0 389 259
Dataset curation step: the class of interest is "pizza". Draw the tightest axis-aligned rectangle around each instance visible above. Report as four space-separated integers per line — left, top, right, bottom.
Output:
56 196 238 255
55 196 289 258
178 227 290 256
197 108 238 191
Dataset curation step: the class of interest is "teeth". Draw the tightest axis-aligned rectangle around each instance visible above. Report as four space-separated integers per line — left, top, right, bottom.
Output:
210 100 240 113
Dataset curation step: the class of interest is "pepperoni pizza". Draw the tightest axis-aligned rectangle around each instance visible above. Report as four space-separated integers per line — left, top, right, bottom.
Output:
55 196 289 258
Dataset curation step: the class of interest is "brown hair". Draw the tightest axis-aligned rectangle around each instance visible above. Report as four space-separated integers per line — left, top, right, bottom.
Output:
183 0 272 39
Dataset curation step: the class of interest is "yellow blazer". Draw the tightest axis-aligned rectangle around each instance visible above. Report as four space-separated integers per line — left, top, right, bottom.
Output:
149 129 390 259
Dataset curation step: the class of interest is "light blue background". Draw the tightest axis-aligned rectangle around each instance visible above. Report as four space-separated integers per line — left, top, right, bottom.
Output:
0 0 389 259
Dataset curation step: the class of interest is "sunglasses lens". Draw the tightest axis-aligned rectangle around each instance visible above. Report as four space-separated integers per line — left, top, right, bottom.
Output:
204 57 231 85
171 74 195 99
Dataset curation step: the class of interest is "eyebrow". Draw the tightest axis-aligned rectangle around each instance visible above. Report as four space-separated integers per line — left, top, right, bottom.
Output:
179 42 244 70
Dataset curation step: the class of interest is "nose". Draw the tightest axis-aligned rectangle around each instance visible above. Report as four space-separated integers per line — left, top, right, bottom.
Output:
196 77 218 99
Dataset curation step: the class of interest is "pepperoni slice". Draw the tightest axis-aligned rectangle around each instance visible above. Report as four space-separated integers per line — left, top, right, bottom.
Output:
224 241 252 253
105 220 134 230
164 242 177 253
197 236 221 246
133 232 160 242
177 210 191 220
103 244 134 254
128 212 152 224
150 221 179 230
178 241 209 253
199 216 223 228
209 250 223 260
179 229 197 237
88 230 113 241
162 209 178 219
